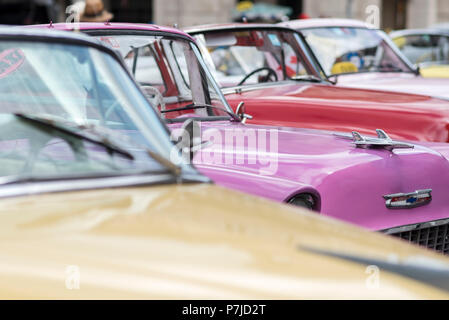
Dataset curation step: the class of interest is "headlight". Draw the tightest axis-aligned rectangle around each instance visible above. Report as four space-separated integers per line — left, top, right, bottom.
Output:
287 193 317 211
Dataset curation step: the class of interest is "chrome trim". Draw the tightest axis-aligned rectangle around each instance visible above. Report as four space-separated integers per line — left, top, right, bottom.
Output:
378 30 419 73
190 43 234 115
300 245 449 292
221 80 309 95
235 101 253 124
0 173 210 199
383 189 432 209
335 129 414 151
383 218 449 235
185 23 303 37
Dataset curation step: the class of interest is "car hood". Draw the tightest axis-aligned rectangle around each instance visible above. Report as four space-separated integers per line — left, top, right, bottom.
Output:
1 184 449 299
335 72 449 100
223 81 449 142
169 120 449 230
419 65 449 78
224 81 449 113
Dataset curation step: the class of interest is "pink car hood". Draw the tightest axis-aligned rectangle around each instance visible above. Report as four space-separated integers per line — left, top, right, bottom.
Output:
169 120 449 232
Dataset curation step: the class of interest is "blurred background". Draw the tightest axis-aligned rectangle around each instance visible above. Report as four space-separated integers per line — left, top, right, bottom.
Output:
0 0 448 31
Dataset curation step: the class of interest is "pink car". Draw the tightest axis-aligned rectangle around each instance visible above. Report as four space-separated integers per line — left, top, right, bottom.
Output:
280 18 449 99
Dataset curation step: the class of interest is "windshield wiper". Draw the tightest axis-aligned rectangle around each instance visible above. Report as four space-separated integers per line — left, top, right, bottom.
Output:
371 64 409 73
145 149 181 177
160 103 241 122
290 75 324 82
14 113 182 178
15 113 134 160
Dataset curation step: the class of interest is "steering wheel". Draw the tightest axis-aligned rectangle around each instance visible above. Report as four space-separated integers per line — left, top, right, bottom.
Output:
237 67 278 86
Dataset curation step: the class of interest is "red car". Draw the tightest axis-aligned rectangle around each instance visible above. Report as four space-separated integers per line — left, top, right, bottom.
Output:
186 24 449 142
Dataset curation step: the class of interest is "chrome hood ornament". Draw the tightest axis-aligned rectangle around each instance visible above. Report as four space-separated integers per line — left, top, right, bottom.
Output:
384 189 432 209
335 129 414 151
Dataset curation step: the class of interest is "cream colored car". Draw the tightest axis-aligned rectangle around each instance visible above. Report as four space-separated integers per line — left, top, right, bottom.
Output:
1 184 449 299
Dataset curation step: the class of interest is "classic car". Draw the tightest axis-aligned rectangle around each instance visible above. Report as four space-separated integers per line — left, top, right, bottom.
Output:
3 27 449 299
33 22 449 255
186 23 449 143
390 28 449 78
280 18 449 98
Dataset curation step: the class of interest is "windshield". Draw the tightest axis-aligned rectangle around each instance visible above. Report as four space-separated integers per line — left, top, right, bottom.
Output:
301 27 412 76
0 39 191 182
393 34 449 66
191 29 320 88
96 34 232 123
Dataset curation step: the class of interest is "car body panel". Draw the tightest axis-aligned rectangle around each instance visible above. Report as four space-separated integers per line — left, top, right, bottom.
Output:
223 81 449 142
33 22 194 41
171 120 449 231
420 65 449 78
1 184 449 299
323 72 449 99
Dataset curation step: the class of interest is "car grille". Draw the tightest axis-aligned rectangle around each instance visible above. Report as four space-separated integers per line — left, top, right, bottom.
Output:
384 219 449 255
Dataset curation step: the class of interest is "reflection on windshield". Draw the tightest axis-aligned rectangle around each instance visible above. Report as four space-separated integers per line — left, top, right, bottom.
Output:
192 30 315 88
393 34 449 66
97 35 231 122
0 41 187 181
301 27 411 76
0 115 136 179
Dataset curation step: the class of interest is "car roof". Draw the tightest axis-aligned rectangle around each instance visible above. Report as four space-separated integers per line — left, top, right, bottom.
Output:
0 25 102 44
184 22 295 35
0 25 134 65
28 22 195 41
390 28 449 38
279 18 377 30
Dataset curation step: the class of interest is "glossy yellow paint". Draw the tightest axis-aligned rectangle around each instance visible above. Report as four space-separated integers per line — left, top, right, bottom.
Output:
393 36 406 49
420 65 449 78
331 61 359 74
0 183 448 299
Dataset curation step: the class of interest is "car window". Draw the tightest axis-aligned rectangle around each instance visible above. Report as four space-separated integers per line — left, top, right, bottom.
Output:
124 45 167 93
0 40 190 181
395 34 449 65
302 27 411 75
194 29 314 88
97 35 232 122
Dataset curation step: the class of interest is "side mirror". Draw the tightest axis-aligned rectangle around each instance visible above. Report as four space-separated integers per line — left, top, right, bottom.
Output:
415 65 421 76
177 119 211 162
235 101 253 124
